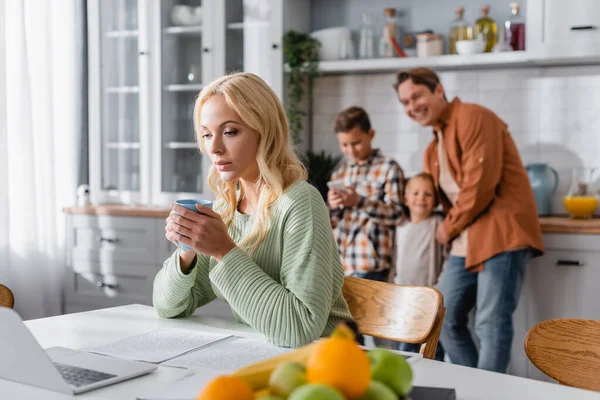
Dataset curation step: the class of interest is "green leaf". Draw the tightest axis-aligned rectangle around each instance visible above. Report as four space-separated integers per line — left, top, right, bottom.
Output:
283 30 320 146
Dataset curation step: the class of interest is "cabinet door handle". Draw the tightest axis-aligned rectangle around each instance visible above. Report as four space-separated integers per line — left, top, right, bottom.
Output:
272 43 279 49
97 237 118 244
203 47 210 53
556 259 584 266
138 51 149 55
96 281 119 289
570 25 597 31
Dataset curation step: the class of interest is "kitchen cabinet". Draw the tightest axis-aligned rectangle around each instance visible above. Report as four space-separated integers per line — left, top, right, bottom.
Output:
63 213 169 313
527 0 600 61
63 208 236 319
87 0 309 207
509 233 600 381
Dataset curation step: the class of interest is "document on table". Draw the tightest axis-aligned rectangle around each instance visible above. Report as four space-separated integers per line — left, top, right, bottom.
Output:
85 327 232 364
163 336 293 371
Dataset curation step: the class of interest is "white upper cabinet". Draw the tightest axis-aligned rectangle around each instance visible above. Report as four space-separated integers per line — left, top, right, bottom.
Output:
527 0 600 60
87 0 309 206
149 0 214 205
88 0 148 206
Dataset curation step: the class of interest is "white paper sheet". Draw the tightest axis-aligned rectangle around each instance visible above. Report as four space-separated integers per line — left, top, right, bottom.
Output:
136 367 230 400
85 328 232 364
163 336 293 371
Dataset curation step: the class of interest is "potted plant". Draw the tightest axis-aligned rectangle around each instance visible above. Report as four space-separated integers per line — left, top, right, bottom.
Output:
283 30 342 199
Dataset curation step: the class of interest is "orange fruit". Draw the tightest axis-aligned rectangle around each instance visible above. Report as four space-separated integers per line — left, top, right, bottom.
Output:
195 375 253 400
305 337 371 399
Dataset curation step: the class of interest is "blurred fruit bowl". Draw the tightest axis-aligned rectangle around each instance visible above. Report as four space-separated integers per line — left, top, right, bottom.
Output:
563 195 599 219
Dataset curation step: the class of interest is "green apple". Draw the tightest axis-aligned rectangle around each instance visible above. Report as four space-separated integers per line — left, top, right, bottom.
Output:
368 348 413 396
288 384 345 400
268 361 307 397
255 396 285 400
357 380 397 400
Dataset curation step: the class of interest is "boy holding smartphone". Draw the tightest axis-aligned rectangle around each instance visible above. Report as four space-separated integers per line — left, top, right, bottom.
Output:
328 106 405 281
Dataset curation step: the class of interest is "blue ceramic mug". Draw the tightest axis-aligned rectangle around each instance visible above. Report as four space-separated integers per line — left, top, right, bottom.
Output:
174 199 213 251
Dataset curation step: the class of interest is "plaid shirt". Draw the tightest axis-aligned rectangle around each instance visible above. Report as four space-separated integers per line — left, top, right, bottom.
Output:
329 149 405 274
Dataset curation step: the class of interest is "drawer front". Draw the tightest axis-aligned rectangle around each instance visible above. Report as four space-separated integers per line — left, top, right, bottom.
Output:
542 233 600 251
524 249 600 382
72 259 159 280
72 271 152 299
544 0 600 44
527 249 600 322
72 216 160 263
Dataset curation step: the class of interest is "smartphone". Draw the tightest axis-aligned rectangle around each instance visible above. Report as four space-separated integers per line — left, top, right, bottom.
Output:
327 181 349 193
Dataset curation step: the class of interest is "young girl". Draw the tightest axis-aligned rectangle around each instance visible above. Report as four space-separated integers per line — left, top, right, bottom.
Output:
153 72 353 348
390 172 445 360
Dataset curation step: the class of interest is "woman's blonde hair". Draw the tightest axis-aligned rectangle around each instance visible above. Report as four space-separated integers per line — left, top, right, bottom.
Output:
193 72 307 253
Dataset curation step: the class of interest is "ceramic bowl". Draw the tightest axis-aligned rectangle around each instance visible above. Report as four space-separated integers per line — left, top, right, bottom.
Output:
455 39 486 55
310 26 351 61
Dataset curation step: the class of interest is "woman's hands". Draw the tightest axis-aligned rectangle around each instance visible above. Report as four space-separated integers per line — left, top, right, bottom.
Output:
165 203 237 272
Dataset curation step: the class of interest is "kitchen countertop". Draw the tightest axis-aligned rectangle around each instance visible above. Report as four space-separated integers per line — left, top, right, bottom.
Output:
538 216 600 234
63 205 170 218
63 206 600 234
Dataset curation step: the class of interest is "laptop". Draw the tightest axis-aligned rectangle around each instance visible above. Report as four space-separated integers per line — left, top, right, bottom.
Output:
0 307 157 395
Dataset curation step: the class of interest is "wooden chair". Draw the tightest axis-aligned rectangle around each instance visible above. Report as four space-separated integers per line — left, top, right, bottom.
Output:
342 276 445 359
0 284 14 308
524 318 600 391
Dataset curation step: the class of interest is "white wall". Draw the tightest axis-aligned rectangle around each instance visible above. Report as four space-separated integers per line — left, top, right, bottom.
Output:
311 65 600 216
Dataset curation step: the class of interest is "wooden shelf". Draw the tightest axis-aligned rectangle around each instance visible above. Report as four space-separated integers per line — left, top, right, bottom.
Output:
315 51 531 74
165 83 203 92
163 25 203 36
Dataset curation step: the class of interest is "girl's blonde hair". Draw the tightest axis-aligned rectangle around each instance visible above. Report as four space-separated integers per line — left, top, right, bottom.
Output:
193 72 307 253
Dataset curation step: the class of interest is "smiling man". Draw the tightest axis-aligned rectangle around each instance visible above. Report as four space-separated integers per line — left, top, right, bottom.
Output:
394 67 543 373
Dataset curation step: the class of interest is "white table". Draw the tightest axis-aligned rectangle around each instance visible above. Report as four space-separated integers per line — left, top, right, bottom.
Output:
4 304 600 400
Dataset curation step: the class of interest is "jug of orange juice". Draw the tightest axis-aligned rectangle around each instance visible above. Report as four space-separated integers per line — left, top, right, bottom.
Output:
564 168 599 219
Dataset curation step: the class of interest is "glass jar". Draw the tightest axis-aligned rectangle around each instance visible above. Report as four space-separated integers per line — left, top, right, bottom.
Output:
564 168 599 219
416 33 443 57
449 7 473 55
475 5 497 52
358 12 374 59
504 2 526 51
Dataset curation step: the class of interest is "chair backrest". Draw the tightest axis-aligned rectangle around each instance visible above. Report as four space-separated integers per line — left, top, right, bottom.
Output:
524 318 600 391
342 276 445 359
0 284 14 309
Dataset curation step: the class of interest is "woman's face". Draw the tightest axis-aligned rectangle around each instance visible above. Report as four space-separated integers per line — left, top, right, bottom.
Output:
405 177 435 219
199 95 260 184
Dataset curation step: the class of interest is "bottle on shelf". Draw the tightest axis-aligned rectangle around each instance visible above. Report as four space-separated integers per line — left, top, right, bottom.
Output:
492 25 513 52
358 12 374 59
474 5 497 52
449 6 473 55
504 2 525 51
379 8 396 57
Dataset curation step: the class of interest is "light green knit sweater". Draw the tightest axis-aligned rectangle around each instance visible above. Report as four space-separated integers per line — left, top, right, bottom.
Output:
153 180 353 348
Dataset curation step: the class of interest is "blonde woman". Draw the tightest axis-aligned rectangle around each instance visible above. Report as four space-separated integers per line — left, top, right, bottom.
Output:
153 72 353 348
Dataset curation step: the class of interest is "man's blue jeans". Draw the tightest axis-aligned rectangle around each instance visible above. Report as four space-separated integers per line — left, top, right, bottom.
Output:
436 249 531 373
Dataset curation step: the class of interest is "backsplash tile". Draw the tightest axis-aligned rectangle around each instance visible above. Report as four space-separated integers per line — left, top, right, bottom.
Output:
311 65 600 216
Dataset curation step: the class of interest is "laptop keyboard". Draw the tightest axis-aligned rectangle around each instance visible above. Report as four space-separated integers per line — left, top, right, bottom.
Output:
53 362 117 388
